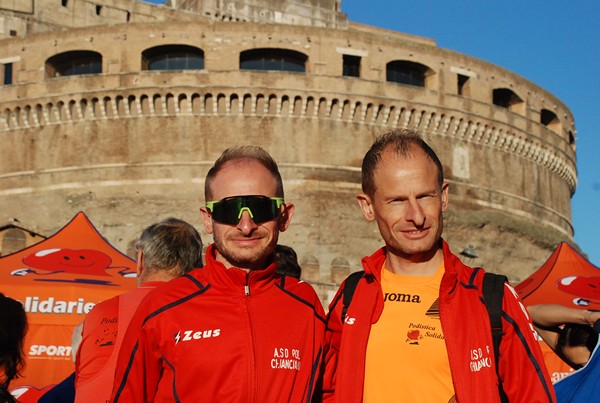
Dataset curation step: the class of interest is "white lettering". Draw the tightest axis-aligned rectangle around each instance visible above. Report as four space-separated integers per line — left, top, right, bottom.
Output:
270 358 301 370
23 296 96 315
39 297 54 313
469 357 492 372
67 300 78 312
84 302 95 313
174 328 221 344
53 301 67 313
29 345 72 357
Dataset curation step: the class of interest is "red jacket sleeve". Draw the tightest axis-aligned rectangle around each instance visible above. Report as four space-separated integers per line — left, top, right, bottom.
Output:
498 283 556 402
320 283 345 403
110 303 163 402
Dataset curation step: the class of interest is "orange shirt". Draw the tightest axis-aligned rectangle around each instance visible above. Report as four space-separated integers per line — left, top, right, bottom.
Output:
363 263 454 402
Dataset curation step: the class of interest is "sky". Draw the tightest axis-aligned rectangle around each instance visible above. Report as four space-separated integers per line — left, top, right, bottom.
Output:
144 0 599 266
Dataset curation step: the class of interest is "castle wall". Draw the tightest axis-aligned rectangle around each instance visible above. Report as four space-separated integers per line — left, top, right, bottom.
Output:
0 7 577 303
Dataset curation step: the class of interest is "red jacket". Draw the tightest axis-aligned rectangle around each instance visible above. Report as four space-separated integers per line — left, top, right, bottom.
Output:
75 282 163 403
321 240 556 403
111 244 326 403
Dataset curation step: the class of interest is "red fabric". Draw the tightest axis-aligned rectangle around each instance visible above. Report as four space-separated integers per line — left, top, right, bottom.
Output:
516 242 600 307
111 244 326 402
322 240 556 403
74 281 164 403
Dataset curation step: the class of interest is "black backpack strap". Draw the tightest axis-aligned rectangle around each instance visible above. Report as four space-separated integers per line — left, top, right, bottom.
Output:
341 271 365 323
482 272 509 403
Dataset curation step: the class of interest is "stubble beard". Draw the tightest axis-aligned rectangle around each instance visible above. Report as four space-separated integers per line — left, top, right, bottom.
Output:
213 231 276 270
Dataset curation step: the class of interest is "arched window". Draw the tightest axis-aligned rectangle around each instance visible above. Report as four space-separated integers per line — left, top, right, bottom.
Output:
568 131 575 146
240 48 307 73
2 228 26 255
492 88 524 112
386 60 432 87
45 51 102 78
541 108 562 134
142 45 204 71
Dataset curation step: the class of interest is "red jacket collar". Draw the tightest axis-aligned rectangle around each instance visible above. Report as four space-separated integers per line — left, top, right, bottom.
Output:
360 239 464 319
361 239 458 279
202 243 277 296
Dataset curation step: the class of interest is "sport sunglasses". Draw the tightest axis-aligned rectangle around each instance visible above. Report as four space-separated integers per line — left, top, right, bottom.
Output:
205 195 284 225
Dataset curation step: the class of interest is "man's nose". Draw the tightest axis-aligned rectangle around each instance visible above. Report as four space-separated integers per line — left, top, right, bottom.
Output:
406 199 426 226
237 210 258 235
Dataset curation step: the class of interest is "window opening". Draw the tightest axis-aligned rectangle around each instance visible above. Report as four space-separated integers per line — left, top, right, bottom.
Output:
45 51 102 78
457 74 470 96
240 48 307 73
492 88 523 110
142 45 204 70
3 63 13 85
2 229 26 255
343 55 360 78
386 60 430 87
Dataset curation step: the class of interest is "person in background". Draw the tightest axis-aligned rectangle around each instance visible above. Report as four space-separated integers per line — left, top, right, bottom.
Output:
75 218 203 403
275 244 302 279
0 293 28 403
528 304 600 369
321 129 555 402
38 322 83 403
111 145 325 402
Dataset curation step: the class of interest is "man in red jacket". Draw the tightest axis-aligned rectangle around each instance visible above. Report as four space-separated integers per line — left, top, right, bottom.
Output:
75 218 203 403
111 146 326 402
321 129 556 402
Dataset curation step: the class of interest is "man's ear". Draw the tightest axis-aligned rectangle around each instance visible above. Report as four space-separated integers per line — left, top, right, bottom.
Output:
278 203 295 232
136 249 144 278
441 182 449 212
357 193 376 222
200 207 214 234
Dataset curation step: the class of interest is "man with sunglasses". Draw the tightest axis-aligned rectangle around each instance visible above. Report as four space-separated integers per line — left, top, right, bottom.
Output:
111 146 326 402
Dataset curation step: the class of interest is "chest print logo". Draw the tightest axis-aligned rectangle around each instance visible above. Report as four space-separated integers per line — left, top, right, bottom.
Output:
407 329 421 344
270 347 301 371
469 346 493 372
173 328 221 344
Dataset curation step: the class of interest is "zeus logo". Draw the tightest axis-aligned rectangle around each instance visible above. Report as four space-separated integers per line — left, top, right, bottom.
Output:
173 328 221 344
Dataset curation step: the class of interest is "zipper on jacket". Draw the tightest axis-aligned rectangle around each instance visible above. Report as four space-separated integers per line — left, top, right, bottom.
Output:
243 271 257 402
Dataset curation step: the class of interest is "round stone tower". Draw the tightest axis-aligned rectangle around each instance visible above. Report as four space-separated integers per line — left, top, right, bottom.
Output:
0 0 577 302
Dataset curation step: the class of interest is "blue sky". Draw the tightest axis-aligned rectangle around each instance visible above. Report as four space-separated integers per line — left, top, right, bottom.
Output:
339 1 599 266
144 0 599 265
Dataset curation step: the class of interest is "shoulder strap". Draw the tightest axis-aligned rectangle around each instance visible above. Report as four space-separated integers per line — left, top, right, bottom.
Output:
341 271 365 323
482 272 509 403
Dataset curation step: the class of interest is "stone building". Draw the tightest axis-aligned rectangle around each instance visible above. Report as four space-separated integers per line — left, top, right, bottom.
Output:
0 0 577 303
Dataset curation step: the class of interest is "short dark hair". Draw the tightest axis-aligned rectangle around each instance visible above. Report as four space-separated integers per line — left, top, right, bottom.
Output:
274 244 302 279
204 146 284 201
0 293 28 397
557 323 598 369
135 218 203 276
361 129 444 197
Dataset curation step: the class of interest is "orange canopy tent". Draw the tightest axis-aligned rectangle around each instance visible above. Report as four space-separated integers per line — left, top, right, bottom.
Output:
0 212 135 399
516 242 600 382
